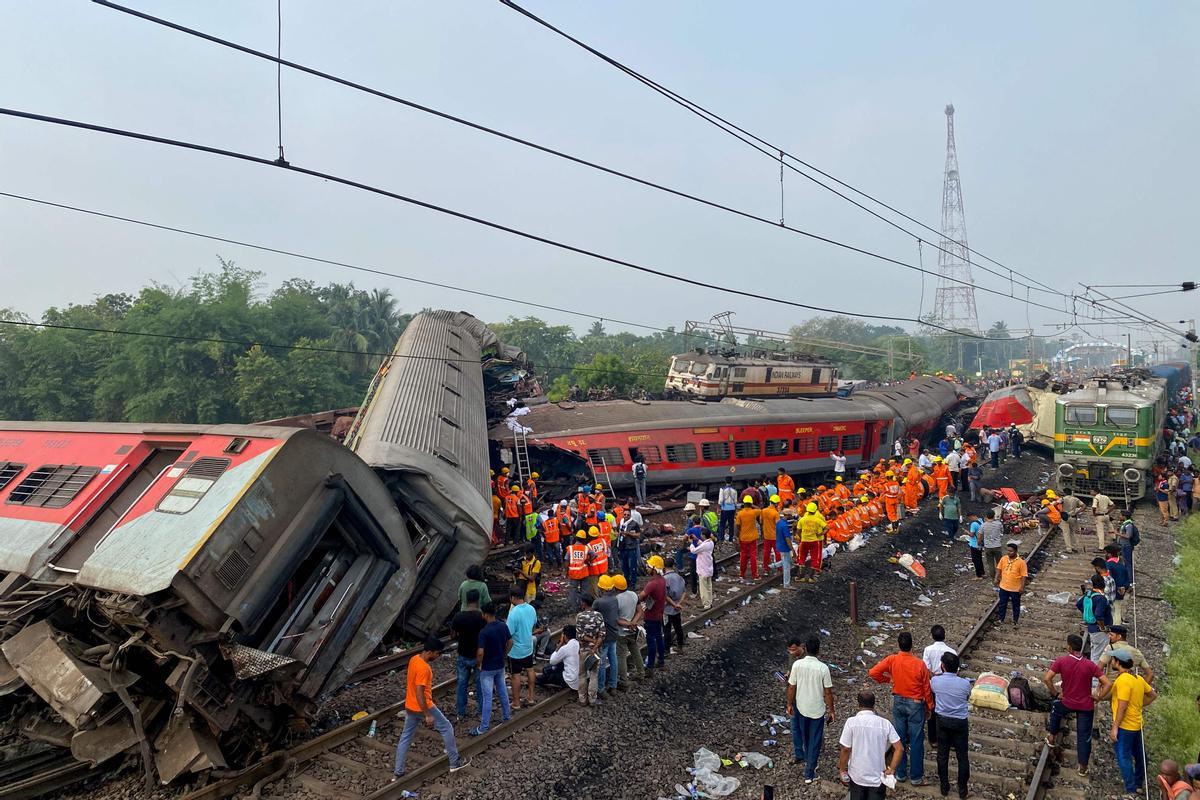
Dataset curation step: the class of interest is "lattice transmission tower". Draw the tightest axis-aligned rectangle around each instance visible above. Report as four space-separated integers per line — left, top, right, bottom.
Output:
930 104 980 334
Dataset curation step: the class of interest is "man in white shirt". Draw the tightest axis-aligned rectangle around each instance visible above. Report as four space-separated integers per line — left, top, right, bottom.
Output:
922 625 956 676
839 690 904 799
945 450 961 489
918 451 934 470
831 450 847 476
786 635 835 784
986 430 1002 469
536 625 579 692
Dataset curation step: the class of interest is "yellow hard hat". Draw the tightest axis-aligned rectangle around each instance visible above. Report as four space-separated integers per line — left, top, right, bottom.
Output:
885 471 895 477
903 459 912 465
806 502 818 513
797 487 807 494
501 467 510 474
1045 489 1057 499
860 496 869 503
835 476 843 482
588 526 600 536
612 574 628 591
1041 499 1049 506
594 483 603 490
531 472 539 479
742 495 754 504
575 530 588 539
770 494 781 503
647 555 665 571
490 469 495 475
597 575 615 591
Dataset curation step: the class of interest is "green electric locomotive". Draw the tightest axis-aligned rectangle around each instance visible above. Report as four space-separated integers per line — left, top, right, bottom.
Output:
1054 372 1167 501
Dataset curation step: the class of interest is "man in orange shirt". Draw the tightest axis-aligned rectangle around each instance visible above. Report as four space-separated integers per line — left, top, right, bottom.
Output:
736 496 762 580
869 631 932 786
776 468 796 504
393 637 469 777
503 487 522 545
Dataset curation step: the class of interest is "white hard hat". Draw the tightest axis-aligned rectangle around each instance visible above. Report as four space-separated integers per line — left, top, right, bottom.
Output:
683 502 697 512
698 499 711 507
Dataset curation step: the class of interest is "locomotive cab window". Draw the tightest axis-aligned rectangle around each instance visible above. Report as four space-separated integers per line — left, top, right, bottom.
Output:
732 367 747 378
665 443 697 463
1064 405 1097 425
817 435 838 452
1105 406 1137 428
701 442 729 461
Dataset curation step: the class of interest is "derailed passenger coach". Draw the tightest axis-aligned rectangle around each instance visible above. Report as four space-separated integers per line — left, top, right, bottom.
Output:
0 423 415 781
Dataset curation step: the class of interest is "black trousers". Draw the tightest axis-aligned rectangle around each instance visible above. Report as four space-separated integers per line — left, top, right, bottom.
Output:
505 517 522 544
665 613 684 650
848 782 886 800
970 546 984 577
936 715 970 799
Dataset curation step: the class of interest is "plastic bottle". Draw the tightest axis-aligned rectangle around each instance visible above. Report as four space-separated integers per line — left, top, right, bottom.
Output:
367 720 378 738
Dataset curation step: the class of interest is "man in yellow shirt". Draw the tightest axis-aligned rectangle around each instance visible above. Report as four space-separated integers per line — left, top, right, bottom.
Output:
736 496 762 581
993 541 1027 626
797 503 828 584
1099 651 1157 795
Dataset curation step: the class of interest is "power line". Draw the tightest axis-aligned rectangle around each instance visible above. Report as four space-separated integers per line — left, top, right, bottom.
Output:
0 106 1004 339
88 1 1059 313
497 0 1064 298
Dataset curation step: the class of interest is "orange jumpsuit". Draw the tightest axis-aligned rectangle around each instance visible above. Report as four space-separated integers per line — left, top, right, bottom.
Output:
777 473 796 503
834 483 851 502
902 479 921 512
933 465 951 499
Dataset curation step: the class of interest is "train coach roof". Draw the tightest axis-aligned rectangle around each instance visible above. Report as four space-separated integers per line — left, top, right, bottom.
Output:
672 352 833 367
1057 381 1164 408
0 420 308 438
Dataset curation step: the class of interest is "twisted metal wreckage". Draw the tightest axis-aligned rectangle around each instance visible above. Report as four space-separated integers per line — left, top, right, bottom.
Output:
0 311 544 787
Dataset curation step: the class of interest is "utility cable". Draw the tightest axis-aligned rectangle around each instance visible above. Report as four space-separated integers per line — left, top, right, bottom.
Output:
497 0 1064 297
274 0 286 165
89 0 1059 308
0 106 1010 339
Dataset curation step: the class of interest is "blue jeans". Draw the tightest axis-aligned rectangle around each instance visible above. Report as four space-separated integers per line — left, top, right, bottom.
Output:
477 667 510 732
942 519 959 539
645 620 665 668
892 695 926 781
997 589 1021 623
1121 543 1134 572
1114 727 1145 793
1048 701 1094 768
635 476 647 505
598 640 618 690
990 450 999 468
394 707 460 774
620 548 640 589
790 712 825 779
544 539 562 567
455 655 481 718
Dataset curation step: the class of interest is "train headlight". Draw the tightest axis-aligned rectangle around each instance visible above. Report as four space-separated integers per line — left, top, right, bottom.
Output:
1057 463 1075 478
1123 468 1141 483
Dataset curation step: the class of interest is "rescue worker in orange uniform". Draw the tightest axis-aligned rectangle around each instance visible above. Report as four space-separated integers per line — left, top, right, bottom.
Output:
541 508 562 569
496 467 510 496
586 526 608 598
519 490 534 518
576 486 593 518
833 476 851 502
503 487 522 545
566 530 592 608
902 477 922 515
852 473 871 498
736 496 762 580
932 457 951 499
825 511 848 543
526 472 539 501
591 484 606 511
761 494 781 572
776 468 796 504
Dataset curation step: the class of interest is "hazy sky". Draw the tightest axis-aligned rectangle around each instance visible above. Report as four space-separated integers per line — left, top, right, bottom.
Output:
2 1 1198 348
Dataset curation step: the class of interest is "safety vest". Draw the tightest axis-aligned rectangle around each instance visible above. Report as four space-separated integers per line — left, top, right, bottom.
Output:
526 478 538 500
543 515 561 543
496 476 509 494
577 494 592 515
504 494 520 519
885 482 901 500
566 544 590 579
587 539 608 575
521 496 534 516
599 518 613 542
524 512 539 540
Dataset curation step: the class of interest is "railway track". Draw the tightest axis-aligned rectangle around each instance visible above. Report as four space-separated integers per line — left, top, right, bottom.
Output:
890 524 1123 799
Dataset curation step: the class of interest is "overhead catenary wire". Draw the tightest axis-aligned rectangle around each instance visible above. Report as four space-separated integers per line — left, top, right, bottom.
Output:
0 106 1012 339
87 0 1061 312
496 0 1065 298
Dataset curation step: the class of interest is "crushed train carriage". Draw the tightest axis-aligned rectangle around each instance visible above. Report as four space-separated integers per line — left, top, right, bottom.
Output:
0 310 525 785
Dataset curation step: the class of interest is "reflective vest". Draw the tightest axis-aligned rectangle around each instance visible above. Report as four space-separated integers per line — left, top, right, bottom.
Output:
577 493 592 515
504 494 520 519
587 539 609 575
526 478 538 499
566 544 590 579
524 512 539 540
496 475 509 494
543 515 561 543
521 496 534 516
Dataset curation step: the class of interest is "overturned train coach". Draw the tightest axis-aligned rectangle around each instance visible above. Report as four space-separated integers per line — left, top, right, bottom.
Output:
0 310 504 784
496 377 965 490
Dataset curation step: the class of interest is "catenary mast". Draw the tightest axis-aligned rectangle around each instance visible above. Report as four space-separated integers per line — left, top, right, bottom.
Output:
930 104 980 335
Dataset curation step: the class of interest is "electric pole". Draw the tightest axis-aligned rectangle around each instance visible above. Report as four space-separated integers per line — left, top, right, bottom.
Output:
931 104 981 335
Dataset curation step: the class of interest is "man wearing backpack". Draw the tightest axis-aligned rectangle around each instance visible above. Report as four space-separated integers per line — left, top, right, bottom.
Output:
1117 511 1139 571
1077 575 1112 663
631 456 648 506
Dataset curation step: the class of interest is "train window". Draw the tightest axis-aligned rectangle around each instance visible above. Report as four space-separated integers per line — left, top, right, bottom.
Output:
1064 405 1097 425
733 367 747 378
765 438 789 457
0 462 24 492
733 440 761 459
586 448 625 467
157 457 232 514
701 442 730 461
841 434 863 451
1106 407 1138 427
793 436 816 454
879 428 889 444
817 436 838 452
631 445 662 464
665 443 697 463
813 369 822 384
6 464 100 508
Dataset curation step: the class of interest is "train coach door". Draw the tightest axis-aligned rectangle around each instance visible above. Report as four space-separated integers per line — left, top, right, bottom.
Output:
862 422 878 460
717 366 729 396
